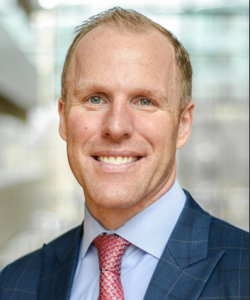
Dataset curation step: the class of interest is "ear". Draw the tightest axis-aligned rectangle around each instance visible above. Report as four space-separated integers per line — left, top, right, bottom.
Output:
58 98 67 141
176 102 195 150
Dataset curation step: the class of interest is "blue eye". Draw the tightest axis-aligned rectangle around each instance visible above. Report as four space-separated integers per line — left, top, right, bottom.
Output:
140 99 151 106
90 96 102 104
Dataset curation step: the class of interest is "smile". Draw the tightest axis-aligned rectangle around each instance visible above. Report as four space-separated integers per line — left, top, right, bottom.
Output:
96 156 139 165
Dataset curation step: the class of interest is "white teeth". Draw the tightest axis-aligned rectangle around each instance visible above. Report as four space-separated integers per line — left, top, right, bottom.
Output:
123 157 128 163
97 156 138 165
116 157 123 164
110 157 115 164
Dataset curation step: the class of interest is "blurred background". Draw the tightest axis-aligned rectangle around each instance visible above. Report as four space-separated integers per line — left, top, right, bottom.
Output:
0 0 249 269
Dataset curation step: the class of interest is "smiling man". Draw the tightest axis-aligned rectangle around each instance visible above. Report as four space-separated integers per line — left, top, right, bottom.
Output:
58 21 193 231
0 7 249 300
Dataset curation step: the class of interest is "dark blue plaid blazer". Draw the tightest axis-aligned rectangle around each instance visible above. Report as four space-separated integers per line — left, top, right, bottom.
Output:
0 191 249 300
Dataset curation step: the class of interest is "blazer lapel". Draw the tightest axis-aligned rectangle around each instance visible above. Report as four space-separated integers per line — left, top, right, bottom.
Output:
144 192 225 300
38 225 83 300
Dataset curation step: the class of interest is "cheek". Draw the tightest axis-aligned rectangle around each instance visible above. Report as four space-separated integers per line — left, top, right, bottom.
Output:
67 112 97 142
136 114 178 150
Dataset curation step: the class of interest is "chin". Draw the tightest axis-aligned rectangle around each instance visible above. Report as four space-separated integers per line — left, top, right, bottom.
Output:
85 184 143 210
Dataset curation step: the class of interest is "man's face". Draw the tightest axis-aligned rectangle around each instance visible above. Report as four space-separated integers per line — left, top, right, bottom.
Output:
59 26 193 221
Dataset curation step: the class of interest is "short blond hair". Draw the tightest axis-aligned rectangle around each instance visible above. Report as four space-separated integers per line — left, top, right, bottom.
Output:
61 7 192 112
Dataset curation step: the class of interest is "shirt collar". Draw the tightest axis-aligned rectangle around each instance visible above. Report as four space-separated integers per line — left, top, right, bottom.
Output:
82 179 186 259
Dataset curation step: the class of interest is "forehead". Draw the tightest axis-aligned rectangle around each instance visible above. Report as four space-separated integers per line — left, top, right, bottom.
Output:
69 25 177 98
74 25 175 66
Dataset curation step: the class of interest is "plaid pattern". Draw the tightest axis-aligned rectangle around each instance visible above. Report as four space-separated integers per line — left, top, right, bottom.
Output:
0 191 249 300
144 191 249 299
0 226 83 300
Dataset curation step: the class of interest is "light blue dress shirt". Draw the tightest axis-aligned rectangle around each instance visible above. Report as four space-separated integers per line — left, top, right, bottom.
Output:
70 180 186 300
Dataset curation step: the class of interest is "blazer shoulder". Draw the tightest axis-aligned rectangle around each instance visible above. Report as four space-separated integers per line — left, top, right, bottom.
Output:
0 225 82 299
183 191 249 297
200 215 249 298
0 248 42 299
208 216 249 274
184 190 249 250
209 216 249 250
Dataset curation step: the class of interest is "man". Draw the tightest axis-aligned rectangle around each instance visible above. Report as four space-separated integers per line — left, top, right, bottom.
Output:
0 7 249 300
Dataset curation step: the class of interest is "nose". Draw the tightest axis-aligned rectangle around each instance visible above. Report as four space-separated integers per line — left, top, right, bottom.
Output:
101 101 134 141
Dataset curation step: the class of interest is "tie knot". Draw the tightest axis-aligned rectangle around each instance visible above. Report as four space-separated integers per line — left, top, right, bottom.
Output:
93 234 130 274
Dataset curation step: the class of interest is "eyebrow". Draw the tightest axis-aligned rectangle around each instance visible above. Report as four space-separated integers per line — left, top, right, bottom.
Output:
139 88 169 101
73 82 101 98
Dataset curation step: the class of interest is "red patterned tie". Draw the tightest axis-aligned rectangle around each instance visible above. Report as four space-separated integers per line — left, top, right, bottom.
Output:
93 234 130 300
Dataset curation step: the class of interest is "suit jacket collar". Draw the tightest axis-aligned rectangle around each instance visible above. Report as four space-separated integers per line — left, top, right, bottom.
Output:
38 225 83 300
144 190 225 300
168 190 211 269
